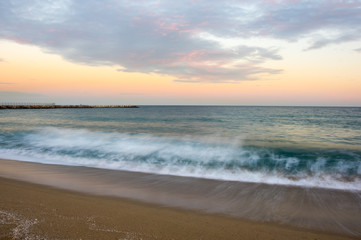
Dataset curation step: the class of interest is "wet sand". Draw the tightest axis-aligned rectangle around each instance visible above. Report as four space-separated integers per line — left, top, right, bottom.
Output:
0 158 360 239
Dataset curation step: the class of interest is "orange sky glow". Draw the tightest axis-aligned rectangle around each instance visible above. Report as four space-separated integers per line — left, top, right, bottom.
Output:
1 1 360 106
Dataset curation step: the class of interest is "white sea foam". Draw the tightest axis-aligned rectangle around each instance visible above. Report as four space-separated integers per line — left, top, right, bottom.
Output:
0 127 360 191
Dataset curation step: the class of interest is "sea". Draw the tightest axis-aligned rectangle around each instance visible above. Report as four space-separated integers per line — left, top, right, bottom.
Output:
0 106 361 235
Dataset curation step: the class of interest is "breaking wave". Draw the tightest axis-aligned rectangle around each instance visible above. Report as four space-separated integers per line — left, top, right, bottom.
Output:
0 127 360 190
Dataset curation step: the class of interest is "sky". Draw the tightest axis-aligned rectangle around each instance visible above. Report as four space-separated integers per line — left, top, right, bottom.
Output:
0 0 360 106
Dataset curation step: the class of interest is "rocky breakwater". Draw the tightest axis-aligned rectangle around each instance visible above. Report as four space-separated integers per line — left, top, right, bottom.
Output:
0 104 139 109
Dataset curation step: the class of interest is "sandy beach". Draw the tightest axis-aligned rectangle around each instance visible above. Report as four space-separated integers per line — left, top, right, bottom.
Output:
0 159 359 240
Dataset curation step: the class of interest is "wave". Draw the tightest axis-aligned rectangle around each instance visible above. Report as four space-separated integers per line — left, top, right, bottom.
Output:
0 127 360 190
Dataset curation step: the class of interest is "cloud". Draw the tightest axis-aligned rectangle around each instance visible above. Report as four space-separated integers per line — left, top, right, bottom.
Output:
0 82 15 84
307 32 360 50
0 0 359 82
118 92 144 96
0 91 44 97
246 1 361 47
355 48 361 53
0 91 48 103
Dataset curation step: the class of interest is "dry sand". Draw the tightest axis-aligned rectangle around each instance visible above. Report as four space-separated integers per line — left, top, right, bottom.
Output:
0 159 359 240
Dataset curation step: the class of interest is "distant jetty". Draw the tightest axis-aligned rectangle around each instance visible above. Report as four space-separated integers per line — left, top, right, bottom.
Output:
0 103 138 109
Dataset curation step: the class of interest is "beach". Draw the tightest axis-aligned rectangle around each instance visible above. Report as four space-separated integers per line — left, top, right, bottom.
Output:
1 106 360 239
0 158 360 240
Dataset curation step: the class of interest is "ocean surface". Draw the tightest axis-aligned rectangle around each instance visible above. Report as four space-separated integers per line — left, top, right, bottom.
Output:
0 106 360 190
1 106 361 236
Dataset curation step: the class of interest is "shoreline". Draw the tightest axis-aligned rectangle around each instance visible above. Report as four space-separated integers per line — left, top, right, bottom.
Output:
0 158 360 239
1 177 356 240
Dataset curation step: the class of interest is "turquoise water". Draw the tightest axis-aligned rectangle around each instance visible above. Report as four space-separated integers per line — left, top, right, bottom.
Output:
0 106 360 190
